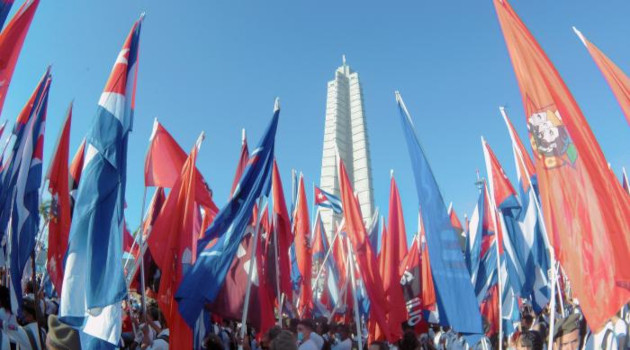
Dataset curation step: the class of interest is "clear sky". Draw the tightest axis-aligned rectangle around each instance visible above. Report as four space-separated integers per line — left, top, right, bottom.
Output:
5 0 629 241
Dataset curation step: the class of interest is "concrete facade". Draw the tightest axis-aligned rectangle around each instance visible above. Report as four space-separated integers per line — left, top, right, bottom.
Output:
319 56 375 237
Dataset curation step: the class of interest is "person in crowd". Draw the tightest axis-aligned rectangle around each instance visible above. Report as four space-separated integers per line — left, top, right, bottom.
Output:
331 324 352 350
583 319 618 350
612 312 628 350
271 330 297 350
261 326 282 350
15 298 46 350
399 329 421 350
220 320 237 350
368 341 388 350
297 319 319 350
45 315 80 350
141 306 169 350
204 334 224 350
514 330 543 350
552 313 581 350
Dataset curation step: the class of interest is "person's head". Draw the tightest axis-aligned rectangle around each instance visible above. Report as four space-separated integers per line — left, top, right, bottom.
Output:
516 330 543 350
335 324 350 341
553 314 581 350
297 319 314 343
204 334 224 350
521 314 534 330
21 298 37 324
314 317 328 335
46 314 81 350
399 329 420 350
261 326 282 350
0 286 11 312
271 330 297 350
368 341 389 350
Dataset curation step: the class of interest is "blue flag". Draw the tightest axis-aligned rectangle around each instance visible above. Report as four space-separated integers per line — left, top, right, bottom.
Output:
59 17 142 346
176 100 279 327
395 92 483 340
2 68 50 312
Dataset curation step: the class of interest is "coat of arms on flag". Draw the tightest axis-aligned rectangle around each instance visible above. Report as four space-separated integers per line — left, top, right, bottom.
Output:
527 108 577 168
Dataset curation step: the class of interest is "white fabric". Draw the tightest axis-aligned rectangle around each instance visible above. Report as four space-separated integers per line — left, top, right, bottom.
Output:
147 329 169 350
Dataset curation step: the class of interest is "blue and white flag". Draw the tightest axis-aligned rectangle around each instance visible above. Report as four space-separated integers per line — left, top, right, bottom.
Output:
2 68 50 312
59 16 142 347
314 186 343 214
395 91 483 341
176 100 279 327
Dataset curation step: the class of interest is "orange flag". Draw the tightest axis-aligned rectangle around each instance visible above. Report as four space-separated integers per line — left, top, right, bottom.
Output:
271 160 293 301
337 155 393 342
494 0 630 330
293 174 312 317
46 103 72 294
147 140 201 349
574 27 630 126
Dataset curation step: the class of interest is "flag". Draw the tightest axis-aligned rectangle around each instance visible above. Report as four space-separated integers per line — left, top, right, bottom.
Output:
396 91 483 340
501 107 551 312
312 210 338 313
0 0 39 116
144 119 219 215
623 167 629 195
448 204 466 251
375 174 408 341
574 27 630 125
0 0 14 30
337 153 393 342
314 186 342 214
293 174 313 318
69 138 85 208
270 160 293 302
147 139 201 350
46 102 72 294
176 100 279 327
231 129 249 197
59 17 142 345
3 68 50 313
495 0 630 330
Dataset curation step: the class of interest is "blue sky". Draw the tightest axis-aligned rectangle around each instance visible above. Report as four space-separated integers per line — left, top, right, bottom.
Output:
4 0 630 239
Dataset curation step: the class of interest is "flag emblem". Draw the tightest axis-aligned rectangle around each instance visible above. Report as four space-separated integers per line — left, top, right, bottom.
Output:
527 109 577 168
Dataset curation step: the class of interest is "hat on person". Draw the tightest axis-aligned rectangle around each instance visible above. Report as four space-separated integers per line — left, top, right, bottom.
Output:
553 313 581 340
47 314 81 350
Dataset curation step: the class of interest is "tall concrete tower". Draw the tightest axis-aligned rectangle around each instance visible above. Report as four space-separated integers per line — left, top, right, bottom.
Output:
319 56 375 237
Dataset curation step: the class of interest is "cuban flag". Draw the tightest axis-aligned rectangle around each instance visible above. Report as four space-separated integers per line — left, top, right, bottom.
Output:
176 99 279 327
59 16 142 347
314 185 342 214
0 0 14 32
2 68 50 312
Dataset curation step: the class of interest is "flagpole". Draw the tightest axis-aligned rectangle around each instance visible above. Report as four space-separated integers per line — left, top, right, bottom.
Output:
500 105 558 350
345 236 363 350
138 185 148 322
312 218 344 292
272 205 283 327
239 196 265 350
482 180 503 350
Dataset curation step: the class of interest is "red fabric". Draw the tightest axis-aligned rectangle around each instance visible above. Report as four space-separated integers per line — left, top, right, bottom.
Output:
480 284 499 337
483 140 517 206
448 206 464 234
144 122 219 216
578 30 630 125
46 103 72 294
69 139 85 192
0 0 39 115
270 160 293 302
293 175 312 318
337 157 393 342
495 0 630 331
230 137 249 197
147 146 199 349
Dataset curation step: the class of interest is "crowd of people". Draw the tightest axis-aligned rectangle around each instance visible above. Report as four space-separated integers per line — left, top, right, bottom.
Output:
0 276 629 349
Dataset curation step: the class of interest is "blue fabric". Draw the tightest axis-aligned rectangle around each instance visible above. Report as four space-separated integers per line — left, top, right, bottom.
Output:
0 0 13 31
396 93 483 341
176 107 279 327
314 186 343 214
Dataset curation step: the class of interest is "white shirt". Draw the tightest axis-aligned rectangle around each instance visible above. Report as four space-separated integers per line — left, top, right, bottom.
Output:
614 318 628 349
310 332 324 349
299 338 319 350
147 329 169 350
331 338 352 350
584 322 618 350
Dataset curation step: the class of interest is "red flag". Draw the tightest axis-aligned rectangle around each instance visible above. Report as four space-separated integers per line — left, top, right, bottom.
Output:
46 103 72 294
574 27 630 125
419 219 436 309
495 0 630 330
373 175 408 341
69 138 85 194
231 129 249 197
448 204 464 235
144 120 219 216
482 138 517 207
147 142 201 349
480 284 499 337
293 174 312 318
337 156 392 342
0 0 40 115
270 160 293 301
